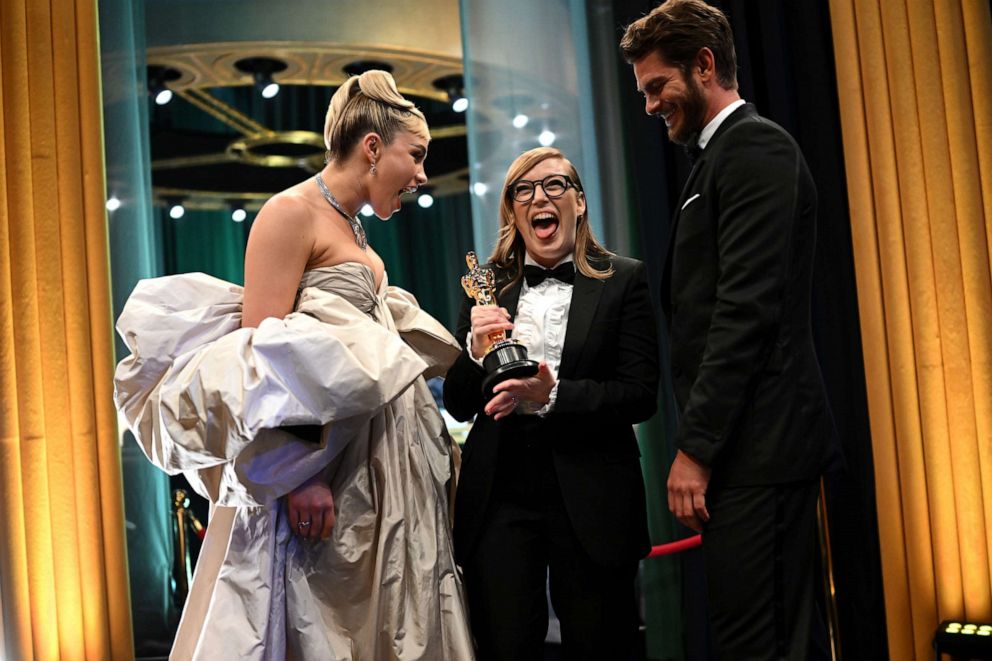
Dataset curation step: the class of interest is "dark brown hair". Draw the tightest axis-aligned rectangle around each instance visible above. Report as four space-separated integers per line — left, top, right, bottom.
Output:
620 0 738 90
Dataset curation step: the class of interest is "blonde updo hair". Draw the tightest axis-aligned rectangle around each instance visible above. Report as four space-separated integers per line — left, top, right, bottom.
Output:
323 70 429 161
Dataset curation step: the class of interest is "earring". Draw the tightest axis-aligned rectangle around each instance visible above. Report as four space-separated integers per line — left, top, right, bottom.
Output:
370 161 377 176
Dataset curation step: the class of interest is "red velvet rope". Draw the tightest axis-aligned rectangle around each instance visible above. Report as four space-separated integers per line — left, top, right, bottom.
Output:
647 534 702 558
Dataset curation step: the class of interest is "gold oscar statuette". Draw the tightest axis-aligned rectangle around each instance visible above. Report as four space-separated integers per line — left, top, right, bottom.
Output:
461 251 539 396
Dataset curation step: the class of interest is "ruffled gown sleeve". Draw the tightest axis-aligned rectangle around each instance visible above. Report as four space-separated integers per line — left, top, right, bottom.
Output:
114 272 433 507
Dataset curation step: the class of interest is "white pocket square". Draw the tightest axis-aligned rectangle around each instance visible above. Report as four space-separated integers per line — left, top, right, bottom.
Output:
681 193 701 211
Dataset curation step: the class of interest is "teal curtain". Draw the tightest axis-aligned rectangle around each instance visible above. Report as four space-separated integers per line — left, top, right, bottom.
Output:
159 191 474 334
99 0 176 653
365 192 475 332
161 208 251 284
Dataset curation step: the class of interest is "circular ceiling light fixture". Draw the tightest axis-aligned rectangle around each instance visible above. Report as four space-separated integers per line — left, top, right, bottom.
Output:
235 57 288 99
227 130 326 169
343 60 395 77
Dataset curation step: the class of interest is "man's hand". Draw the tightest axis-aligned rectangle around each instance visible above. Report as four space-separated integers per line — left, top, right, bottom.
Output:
469 305 513 360
667 450 712 532
486 362 556 420
287 474 335 540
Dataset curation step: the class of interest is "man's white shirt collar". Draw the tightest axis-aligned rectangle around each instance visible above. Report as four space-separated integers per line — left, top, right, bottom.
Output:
698 99 746 150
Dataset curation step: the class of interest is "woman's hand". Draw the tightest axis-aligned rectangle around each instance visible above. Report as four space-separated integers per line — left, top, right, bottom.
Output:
469 305 513 360
486 362 556 420
287 474 335 540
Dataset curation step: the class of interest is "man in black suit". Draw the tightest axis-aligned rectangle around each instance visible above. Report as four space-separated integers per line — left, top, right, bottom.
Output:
444 147 658 660
621 1 836 659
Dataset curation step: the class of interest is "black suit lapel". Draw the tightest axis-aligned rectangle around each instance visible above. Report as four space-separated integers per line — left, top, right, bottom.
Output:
498 276 523 319
662 162 705 315
557 272 604 378
661 103 756 314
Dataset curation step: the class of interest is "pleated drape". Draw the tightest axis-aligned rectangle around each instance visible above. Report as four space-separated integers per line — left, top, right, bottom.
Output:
0 0 134 658
828 0 992 658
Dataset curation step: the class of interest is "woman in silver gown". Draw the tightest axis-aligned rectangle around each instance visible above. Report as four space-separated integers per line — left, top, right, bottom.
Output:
114 70 475 660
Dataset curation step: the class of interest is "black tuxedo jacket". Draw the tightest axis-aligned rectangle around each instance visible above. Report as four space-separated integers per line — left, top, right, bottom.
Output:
444 256 658 567
663 103 837 487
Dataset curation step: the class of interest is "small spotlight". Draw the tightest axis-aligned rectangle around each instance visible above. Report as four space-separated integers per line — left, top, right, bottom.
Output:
106 196 121 212
512 114 529 129
538 130 556 147
169 203 185 220
472 182 488 197
417 193 434 209
235 57 288 100
260 82 280 99
147 65 181 107
432 74 468 113
360 204 374 217
229 199 250 222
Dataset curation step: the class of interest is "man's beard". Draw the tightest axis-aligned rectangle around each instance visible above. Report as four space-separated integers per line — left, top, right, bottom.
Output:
668 74 707 146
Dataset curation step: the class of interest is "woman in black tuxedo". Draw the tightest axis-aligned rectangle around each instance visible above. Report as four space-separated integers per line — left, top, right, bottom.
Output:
443 147 659 660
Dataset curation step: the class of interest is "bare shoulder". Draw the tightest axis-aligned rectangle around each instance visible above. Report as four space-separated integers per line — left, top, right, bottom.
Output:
245 185 319 271
253 187 316 234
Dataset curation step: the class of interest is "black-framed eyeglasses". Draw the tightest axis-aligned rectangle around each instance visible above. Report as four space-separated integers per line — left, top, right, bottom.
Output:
508 174 580 203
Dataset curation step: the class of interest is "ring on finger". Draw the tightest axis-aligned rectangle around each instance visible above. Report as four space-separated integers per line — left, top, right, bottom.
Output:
297 520 312 531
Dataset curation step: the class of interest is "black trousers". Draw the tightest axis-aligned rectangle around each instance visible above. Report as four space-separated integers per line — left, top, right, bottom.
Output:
703 478 828 661
463 441 639 661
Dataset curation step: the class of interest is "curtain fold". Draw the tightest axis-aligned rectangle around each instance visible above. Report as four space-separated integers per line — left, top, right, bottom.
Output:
0 0 134 658
828 0 992 658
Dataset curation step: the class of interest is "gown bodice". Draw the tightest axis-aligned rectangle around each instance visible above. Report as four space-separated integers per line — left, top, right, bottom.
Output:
298 262 383 317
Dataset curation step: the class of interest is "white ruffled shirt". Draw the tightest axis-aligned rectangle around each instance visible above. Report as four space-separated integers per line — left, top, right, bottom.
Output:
469 253 573 415
515 253 572 376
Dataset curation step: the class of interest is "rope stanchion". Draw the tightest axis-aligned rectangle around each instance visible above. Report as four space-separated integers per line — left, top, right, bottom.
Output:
647 534 702 558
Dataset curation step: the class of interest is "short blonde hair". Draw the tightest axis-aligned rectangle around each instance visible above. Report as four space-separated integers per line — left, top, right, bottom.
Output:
323 70 429 160
489 147 614 295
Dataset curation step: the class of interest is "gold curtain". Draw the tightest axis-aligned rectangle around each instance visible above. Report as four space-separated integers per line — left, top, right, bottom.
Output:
0 0 133 658
828 0 992 658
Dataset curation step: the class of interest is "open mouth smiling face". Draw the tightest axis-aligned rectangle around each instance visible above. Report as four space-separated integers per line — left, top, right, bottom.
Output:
633 50 707 146
510 157 585 268
370 129 428 219
531 210 560 240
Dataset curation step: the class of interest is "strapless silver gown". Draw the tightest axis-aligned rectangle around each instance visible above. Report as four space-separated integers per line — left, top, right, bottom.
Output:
114 263 475 660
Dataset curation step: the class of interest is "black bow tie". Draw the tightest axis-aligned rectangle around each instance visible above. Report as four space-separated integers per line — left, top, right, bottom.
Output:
684 131 703 166
524 262 575 287
685 142 703 166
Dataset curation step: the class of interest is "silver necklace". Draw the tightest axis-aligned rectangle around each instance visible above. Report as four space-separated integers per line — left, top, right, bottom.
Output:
314 174 368 250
